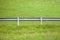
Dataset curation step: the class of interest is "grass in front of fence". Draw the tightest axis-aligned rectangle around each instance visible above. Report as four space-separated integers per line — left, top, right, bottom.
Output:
0 22 60 40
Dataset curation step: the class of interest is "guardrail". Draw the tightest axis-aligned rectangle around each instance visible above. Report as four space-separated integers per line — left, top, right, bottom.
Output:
0 17 60 26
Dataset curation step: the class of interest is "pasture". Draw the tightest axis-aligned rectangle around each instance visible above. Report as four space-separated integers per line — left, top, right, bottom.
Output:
0 0 60 40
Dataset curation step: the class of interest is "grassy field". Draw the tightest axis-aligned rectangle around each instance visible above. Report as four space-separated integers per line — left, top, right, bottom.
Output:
0 0 60 40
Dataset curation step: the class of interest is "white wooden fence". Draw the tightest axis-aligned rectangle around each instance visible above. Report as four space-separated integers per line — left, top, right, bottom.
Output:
0 17 60 26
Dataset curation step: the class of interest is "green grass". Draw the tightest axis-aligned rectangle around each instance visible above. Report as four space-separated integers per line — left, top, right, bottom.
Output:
0 0 60 40
0 22 60 40
0 0 60 18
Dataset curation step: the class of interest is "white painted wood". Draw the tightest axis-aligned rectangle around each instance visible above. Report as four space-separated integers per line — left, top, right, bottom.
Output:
41 17 43 25
17 17 19 26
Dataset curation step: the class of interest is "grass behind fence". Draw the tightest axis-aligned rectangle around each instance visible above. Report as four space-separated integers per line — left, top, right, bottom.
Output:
0 0 60 18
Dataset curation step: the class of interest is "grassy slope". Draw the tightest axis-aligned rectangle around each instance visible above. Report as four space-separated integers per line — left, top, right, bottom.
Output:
0 0 60 40
0 0 60 18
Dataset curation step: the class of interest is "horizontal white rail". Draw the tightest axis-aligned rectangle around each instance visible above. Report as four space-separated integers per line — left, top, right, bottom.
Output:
0 18 60 21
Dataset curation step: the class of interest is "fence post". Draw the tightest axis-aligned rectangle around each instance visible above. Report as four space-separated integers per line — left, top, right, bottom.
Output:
17 17 19 26
41 17 43 25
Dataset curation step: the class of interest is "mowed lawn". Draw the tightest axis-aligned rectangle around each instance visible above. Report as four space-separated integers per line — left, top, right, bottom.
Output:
0 0 60 40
